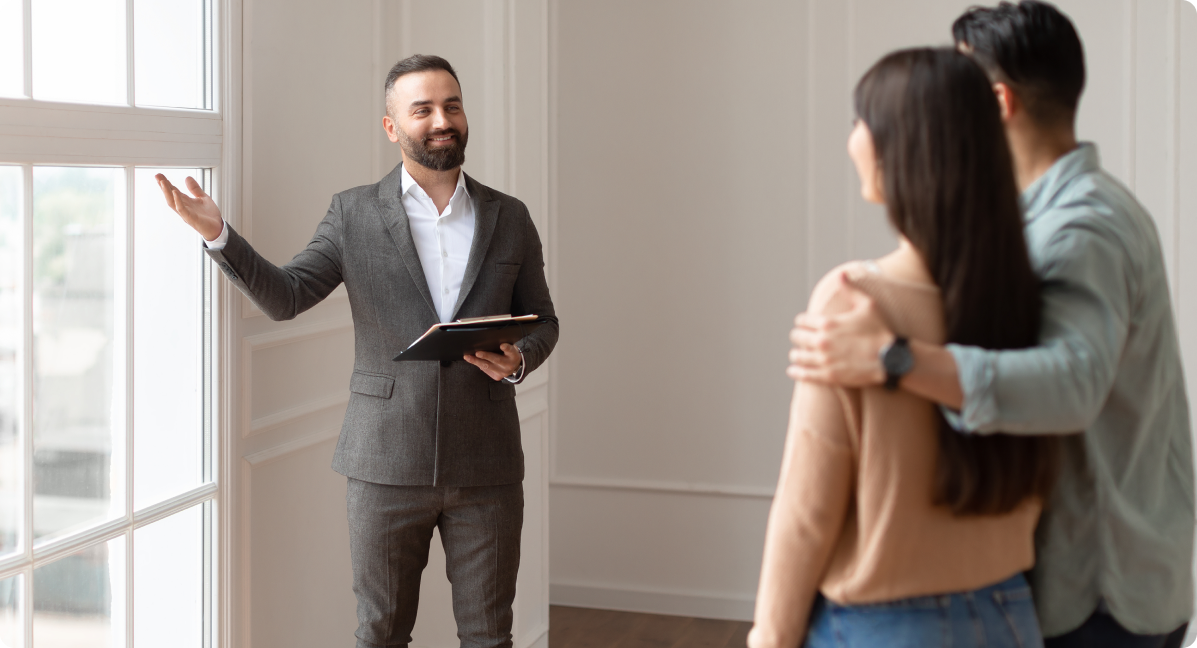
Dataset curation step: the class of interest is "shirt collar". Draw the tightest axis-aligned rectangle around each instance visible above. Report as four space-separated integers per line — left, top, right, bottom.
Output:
400 164 470 202
1020 142 1100 223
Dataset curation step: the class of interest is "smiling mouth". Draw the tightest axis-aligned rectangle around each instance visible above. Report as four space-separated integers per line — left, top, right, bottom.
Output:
427 134 456 144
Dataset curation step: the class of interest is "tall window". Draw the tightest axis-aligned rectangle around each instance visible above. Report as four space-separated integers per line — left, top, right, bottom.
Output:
0 1 219 646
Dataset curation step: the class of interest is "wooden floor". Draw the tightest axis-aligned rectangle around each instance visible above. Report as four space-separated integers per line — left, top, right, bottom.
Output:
548 605 752 648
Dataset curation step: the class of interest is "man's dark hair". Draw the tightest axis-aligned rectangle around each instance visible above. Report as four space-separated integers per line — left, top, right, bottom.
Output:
854 47 1061 515
384 54 460 115
952 1 1086 128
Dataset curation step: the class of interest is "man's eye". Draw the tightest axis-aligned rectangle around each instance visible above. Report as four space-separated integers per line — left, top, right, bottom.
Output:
414 109 429 116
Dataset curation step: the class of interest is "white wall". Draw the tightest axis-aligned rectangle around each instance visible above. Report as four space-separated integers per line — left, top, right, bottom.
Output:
229 1 553 647
549 0 1197 622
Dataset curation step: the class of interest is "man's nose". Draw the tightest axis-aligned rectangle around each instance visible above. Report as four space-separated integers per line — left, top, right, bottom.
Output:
431 108 449 130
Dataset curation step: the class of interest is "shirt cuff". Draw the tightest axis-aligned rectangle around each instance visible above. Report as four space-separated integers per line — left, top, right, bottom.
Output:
203 221 230 250
503 347 526 384
945 343 999 433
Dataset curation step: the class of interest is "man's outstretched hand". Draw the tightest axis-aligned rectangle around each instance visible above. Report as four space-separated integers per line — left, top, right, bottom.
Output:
787 275 893 387
156 174 224 241
464 343 522 381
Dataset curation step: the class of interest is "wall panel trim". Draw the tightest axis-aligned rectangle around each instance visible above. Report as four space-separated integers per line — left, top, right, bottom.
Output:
549 581 754 622
241 316 354 438
250 391 349 435
243 426 340 466
550 475 774 500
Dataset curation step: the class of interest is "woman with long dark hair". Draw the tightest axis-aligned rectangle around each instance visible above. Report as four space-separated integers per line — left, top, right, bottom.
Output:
748 48 1062 648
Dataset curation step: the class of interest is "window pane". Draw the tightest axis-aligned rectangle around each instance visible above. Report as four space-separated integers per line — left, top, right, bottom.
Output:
133 169 202 510
33 535 125 648
0 0 22 98
32 167 123 544
0 573 21 648
135 0 205 109
134 503 203 647
31 0 126 104
0 167 22 559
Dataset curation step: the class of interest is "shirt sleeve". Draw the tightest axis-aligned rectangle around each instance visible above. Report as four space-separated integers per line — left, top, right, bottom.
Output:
503 346 526 384
949 215 1133 434
203 220 230 250
749 380 854 648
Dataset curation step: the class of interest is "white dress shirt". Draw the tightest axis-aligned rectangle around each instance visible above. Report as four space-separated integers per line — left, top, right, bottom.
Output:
204 167 523 380
400 165 475 324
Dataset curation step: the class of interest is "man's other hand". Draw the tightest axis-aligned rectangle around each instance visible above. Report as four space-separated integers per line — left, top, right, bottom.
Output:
465 343 521 381
156 174 224 241
787 279 893 387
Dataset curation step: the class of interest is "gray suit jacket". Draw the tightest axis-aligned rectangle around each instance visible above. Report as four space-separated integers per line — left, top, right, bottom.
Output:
207 163 558 486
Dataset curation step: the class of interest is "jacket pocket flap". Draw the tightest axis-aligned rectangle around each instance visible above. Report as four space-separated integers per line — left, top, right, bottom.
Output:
490 381 516 401
496 262 521 275
350 371 395 399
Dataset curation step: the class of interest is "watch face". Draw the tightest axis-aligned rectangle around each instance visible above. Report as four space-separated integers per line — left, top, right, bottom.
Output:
883 340 914 377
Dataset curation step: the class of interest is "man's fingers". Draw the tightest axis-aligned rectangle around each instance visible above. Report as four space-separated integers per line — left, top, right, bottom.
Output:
474 350 503 364
156 175 179 209
156 175 194 217
794 311 825 329
464 353 506 381
786 364 832 384
184 175 207 199
790 325 826 351
788 347 826 369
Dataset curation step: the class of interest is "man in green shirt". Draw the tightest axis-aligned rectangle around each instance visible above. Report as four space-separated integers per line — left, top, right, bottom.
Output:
788 2 1194 646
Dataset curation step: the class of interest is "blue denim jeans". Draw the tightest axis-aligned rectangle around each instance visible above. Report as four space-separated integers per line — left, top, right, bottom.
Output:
805 573 1043 648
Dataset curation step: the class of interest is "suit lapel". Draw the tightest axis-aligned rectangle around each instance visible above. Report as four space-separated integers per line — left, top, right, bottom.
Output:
376 163 438 319
451 173 499 320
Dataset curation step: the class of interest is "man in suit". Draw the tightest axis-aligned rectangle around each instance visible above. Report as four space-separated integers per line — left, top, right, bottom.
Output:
157 54 558 648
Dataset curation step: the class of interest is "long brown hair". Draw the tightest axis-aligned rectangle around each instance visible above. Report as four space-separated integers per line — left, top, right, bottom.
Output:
854 47 1060 515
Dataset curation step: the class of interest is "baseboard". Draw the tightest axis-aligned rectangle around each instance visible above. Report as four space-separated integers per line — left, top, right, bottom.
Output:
549 581 755 622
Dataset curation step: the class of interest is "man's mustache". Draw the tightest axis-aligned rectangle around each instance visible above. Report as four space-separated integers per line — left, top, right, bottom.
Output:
424 129 462 143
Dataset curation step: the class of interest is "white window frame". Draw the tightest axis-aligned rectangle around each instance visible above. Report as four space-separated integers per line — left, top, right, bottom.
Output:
0 0 241 645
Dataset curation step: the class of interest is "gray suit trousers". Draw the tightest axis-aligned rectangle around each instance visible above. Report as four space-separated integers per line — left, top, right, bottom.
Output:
347 478 523 648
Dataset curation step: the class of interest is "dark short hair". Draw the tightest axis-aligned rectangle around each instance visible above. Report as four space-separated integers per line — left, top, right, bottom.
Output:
854 47 1061 515
952 1 1086 128
384 54 460 114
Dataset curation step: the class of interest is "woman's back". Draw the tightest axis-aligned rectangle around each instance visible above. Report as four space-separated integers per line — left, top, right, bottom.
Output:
748 258 1043 648
818 261 1040 604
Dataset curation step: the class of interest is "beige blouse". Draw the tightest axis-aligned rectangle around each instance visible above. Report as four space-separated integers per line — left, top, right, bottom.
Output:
749 260 1041 648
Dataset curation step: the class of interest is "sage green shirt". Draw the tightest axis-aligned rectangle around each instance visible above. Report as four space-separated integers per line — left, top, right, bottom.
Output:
947 143 1194 637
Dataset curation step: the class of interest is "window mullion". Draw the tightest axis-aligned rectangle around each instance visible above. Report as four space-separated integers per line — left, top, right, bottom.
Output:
123 166 135 648
20 0 31 98
20 163 32 648
125 0 135 107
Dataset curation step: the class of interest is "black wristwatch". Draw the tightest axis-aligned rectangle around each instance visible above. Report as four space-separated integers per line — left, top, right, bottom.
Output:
879 336 913 391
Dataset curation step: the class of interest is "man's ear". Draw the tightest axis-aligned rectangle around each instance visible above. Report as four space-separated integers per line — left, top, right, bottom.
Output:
382 115 401 143
993 82 1017 122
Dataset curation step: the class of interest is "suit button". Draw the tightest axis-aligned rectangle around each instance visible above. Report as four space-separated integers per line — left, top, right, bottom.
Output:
440 360 452 368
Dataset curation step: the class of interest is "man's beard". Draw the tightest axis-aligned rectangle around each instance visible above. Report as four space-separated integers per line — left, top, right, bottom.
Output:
398 125 468 171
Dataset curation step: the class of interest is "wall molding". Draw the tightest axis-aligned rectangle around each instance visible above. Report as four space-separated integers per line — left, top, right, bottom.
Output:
243 426 340 466
241 284 349 319
250 391 349 434
549 475 774 500
549 581 754 623
242 314 353 350
516 382 549 422
241 316 354 438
